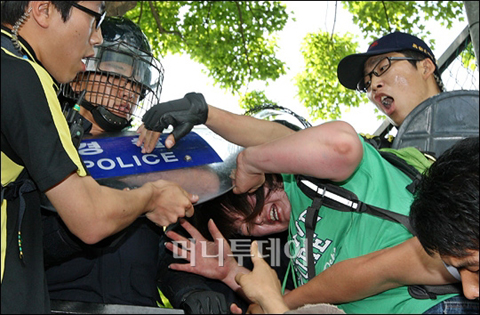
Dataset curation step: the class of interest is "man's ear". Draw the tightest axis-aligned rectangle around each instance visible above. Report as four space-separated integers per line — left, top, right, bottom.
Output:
421 58 436 79
30 1 53 29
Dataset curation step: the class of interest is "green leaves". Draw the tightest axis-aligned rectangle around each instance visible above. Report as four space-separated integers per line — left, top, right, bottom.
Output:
122 1 469 122
125 1 289 93
343 1 465 47
238 90 277 111
294 32 368 121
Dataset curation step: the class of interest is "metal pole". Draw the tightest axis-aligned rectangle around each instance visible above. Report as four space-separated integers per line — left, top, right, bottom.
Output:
464 1 479 71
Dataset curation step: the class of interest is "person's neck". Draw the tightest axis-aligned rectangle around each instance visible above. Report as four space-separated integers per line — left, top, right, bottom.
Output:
426 77 442 99
89 124 106 136
79 108 105 135
1 24 35 60
12 21 41 64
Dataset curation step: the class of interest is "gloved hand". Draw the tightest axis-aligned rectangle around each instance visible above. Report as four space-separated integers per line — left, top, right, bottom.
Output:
142 92 208 143
180 290 229 314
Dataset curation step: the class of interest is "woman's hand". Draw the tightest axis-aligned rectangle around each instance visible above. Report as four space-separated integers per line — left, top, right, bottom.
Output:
165 219 242 287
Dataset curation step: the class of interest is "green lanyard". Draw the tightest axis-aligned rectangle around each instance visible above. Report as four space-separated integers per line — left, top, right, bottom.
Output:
281 253 298 294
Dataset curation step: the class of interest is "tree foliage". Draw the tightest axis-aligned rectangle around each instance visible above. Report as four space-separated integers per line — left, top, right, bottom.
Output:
123 1 289 93
294 32 366 121
239 90 277 111
115 1 469 120
343 1 464 45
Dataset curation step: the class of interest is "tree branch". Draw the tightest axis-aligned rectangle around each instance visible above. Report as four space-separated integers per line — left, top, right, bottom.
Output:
381 1 391 32
236 1 252 86
148 1 184 39
105 1 137 17
205 1 213 30
138 1 143 24
331 1 338 40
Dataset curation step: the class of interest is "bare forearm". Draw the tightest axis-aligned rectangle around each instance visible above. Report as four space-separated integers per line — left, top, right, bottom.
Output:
48 173 196 244
260 297 290 314
239 121 362 182
206 105 295 147
283 238 457 309
283 252 392 309
48 174 150 244
88 183 153 237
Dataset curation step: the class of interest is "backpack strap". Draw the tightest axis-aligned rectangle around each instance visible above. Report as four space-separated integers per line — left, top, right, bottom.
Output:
297 175 415 234
360 124 395 150
408 283 463 299
298 174 414 282
305 196 324 280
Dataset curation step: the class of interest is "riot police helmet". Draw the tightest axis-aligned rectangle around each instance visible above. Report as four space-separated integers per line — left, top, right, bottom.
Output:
63 16 164 132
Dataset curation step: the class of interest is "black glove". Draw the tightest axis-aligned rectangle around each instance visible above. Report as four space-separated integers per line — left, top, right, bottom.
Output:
180 290 229 314
142 92 208 144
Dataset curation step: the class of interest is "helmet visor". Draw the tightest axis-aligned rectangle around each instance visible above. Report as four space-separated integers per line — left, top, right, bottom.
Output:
93 46 164 93
78 42 164 119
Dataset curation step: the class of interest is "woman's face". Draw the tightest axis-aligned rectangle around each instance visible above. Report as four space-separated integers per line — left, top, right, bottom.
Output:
232 185 291 237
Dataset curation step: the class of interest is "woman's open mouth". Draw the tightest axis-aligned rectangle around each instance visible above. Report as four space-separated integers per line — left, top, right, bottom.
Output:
270 204 280 221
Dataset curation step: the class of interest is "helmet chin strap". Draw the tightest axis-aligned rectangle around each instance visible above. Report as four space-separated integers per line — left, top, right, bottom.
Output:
80 99 131 132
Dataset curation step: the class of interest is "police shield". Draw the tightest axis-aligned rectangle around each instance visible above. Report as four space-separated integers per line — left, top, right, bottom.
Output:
80 127 242 204
392 90 479 157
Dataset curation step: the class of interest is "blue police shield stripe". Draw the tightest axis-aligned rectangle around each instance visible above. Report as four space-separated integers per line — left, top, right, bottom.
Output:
79 132 222 180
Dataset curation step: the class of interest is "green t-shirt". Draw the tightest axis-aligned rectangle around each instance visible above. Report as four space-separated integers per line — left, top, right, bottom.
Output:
285 136 457 313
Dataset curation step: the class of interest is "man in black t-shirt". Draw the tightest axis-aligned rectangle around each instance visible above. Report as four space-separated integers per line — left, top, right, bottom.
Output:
1 3 197 313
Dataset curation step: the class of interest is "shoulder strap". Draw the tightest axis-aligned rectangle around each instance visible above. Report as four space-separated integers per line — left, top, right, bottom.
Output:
296 147 429 237
298 174 413 283
360 125 395 150
379 150 420 179
296 175 414 234
305 197 323 280
408 283 463 299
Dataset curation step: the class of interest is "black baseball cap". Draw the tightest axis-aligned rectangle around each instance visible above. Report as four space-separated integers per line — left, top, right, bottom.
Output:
337 32 438 90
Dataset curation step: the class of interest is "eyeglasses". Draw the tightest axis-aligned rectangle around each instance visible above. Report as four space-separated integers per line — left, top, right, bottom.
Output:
71 2 106 30
357 56 421 93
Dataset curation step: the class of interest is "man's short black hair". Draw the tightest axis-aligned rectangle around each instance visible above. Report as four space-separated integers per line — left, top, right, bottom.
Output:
1 1 77 25
410 136 479 258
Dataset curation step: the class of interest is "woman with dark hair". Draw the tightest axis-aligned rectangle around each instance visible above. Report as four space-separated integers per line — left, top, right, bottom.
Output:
192 174 286 240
